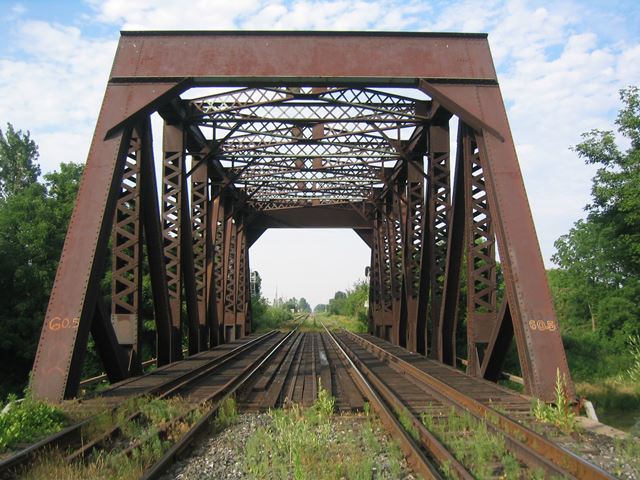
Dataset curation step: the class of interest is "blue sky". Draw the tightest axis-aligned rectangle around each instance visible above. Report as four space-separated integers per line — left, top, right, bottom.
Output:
1 0 639 306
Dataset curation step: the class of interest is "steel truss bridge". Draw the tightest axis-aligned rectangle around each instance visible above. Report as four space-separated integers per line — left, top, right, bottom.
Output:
31 31 573 403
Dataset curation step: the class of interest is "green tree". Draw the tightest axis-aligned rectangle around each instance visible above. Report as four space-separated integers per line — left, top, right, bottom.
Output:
0 155 83 396
297 297 311 313
325 282 369 330
550 86 640 381
0 123 41 199
557 86 640 279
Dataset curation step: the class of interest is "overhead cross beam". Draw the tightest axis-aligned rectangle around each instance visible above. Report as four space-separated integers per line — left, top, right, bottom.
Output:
30 31 573 403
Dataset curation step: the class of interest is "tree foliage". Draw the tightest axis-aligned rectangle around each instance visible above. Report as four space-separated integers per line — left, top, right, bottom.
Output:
0 124 83 397
0 123 41 199
550 86 640 381
326 281 369 330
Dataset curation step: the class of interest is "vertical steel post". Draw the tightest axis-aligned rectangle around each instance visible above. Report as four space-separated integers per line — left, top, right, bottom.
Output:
207 191 225 346
235 220 247 339
162 122 184 360
438 123 467 366
111 127 144 375
403 162 424 353
139 117 174 367
386 194 403 346
223 214 237 342
191 158 209 351
463 129 497 377
427 112 452 360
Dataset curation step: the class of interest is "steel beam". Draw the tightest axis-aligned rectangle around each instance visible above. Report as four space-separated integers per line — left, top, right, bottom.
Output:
30 31 573 403
191 157 209 351
162 121 185 361
111 127 144 375
139 117 174 367
426 111 452 360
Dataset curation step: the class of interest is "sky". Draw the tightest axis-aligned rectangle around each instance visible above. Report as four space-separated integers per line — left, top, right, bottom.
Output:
1 0 639 307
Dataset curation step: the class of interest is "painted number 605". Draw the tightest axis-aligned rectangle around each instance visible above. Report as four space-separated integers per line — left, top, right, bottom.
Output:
48 316 80 331
528 319 556 332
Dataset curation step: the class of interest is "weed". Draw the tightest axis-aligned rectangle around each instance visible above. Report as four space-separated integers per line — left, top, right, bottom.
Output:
244 392 405 479
441 460 454 480
23 395 203 480
313 380 335 420
532 369 577 433
396 407 419 441
213 396 238 431
612 436 640 475
420 407 528 478
0 392 67 451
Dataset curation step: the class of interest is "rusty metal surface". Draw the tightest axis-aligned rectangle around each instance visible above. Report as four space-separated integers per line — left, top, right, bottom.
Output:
239 330 365 411
111 31 497 82
30 31 573 404
347 332 613 479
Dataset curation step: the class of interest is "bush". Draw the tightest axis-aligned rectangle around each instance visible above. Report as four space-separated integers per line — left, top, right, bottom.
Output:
0 393 67 450
251 296 294 331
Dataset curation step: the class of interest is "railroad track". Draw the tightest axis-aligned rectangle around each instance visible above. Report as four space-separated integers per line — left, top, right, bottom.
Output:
0 329 290 479
239 329 365 411
1 321 618 479
322 325 615 480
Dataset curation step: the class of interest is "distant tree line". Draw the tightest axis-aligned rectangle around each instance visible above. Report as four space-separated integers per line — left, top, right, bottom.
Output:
250 271 311 331
317 280 369 331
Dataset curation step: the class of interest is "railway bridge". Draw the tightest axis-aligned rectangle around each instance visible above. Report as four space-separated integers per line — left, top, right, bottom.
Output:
30 31 573 404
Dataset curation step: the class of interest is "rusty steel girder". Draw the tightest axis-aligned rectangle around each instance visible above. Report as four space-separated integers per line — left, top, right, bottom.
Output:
30 31 572 403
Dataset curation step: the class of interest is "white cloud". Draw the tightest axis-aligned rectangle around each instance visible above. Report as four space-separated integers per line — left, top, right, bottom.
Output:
0 21 115 170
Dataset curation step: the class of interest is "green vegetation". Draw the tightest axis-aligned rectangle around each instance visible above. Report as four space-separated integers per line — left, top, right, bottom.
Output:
244 385 404 480
251 298 295 331
396 406 419 441
213 396 238 431
0 392 67 451
531 369 578 434
310 313 365 332
317 280 369 332
611 436 640 477
22 395 213 480
250 271 311 331
0 123 85 397
420 406 525 479
547 86 640 429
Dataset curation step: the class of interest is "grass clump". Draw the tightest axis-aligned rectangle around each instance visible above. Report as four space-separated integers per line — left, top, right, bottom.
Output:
213 396 238 431
625 334 640 383
23 395 203 480
420 406 521 479
396 407 419 441
0 392 67 451
244 385 402 479
611 436 640 477
532 369 577 433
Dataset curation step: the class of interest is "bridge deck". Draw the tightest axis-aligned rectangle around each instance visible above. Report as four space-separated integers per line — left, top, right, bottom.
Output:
89 330 529 417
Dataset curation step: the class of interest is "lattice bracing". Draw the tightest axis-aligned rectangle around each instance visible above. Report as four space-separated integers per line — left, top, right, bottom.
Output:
189 87 424 208
30 32 575 405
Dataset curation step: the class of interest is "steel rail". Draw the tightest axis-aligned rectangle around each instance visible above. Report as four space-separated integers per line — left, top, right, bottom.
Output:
0 331 277 477
320 323 443 479
344 330 615 480
64 330 282 462
88 331 277 400
336 331 558 477
140 326 301 479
